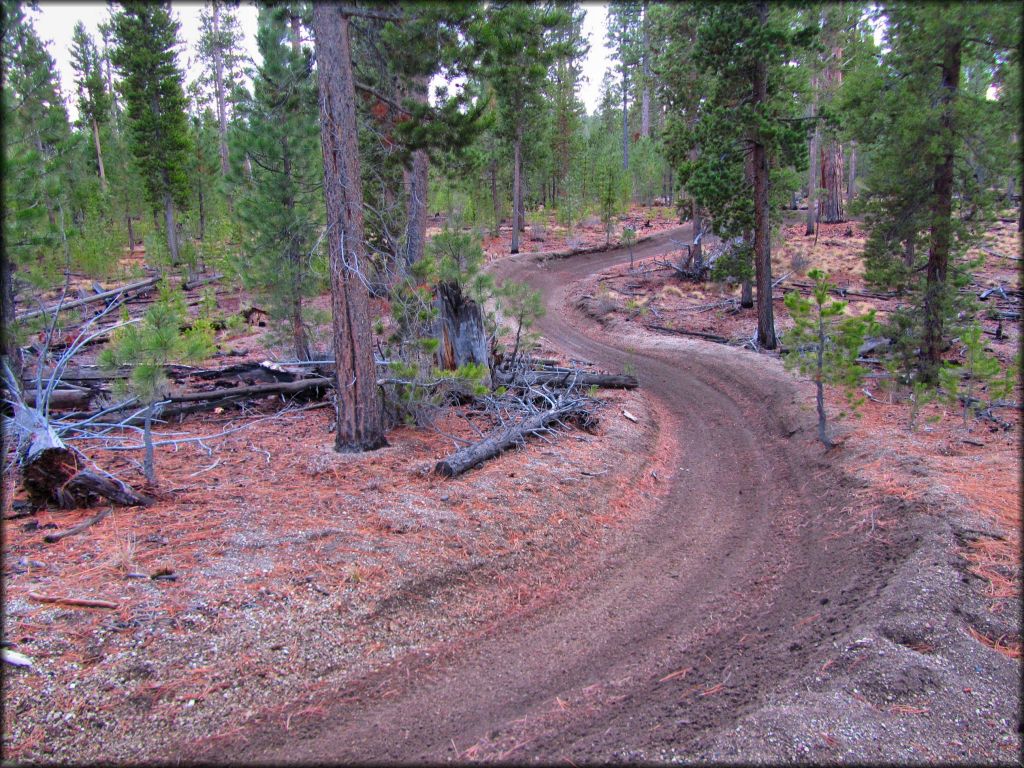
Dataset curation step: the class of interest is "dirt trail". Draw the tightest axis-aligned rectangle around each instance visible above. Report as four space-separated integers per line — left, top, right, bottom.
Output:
192 229 905 763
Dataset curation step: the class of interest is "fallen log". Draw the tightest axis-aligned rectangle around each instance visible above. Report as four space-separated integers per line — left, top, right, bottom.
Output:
435 402 591 478
181 272 224 291
644 324 730 344
84 377 333 426
16 276 162 321
43 507 111 543
23 387 93 410
27 593 119 610
495 368 638 390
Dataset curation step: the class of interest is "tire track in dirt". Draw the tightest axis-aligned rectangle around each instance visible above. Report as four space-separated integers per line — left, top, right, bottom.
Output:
193 227 901 763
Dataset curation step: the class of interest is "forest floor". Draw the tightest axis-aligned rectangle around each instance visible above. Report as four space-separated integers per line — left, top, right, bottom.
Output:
2 206 1020 763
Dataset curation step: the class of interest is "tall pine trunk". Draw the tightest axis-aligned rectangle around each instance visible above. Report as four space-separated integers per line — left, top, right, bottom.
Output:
313 5 386 451
805 76 820 236
752 1 777 349
818 41 845 223
819 138 845 223
402 76 430 272
622 67 630 171
213 3 229 179
640 1 651 139
511 127 522 254
162 191 179 265
0 244 21 385
91 118 107 192
922 30 962 381
490 158 501 237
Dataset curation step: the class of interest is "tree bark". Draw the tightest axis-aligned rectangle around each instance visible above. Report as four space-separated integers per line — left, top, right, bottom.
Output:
511 127 523 254
752 1 777 349
819 137 845 223
313 4 388 451
91 118 107 192
163 191 180 264
402 75 430 272
922 29 962 381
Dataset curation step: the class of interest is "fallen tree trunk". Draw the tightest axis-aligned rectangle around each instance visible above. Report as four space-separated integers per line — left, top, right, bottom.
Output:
16 276 161 321
8 398 151 509
644 324 730 344
435 400 592 478
496 368 638 390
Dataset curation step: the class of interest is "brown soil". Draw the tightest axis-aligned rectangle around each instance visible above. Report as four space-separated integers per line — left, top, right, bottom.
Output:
3 225 1019 763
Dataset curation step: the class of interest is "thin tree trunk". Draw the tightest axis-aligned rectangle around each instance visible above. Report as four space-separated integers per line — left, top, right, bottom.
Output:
212 3 229 179
282 135 309 361
622 66 630 171
640 1 651 139
511 127 522 254
805 78 820 236
815 311 832 447
490 158 501 237
922 30 962 381
752 1 777 349
34 135 56 227
402 75 430 272
847 139 857 205
197 184 205 240
691 200 703 270
312 4 387 452
903 238 915 269
91 118 107 192
125 213 135 252
143 402 156 484
163 191 179 265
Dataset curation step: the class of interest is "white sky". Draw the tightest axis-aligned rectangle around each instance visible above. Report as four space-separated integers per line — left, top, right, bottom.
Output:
31 1 613 123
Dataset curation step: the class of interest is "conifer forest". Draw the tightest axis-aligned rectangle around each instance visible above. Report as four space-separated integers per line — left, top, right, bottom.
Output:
2 2 1021 763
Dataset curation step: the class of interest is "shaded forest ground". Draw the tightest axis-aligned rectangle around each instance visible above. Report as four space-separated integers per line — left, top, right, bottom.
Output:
2 205 1020 762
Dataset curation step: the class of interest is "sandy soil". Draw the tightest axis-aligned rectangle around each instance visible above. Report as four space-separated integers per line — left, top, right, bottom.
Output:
3 221 1019 764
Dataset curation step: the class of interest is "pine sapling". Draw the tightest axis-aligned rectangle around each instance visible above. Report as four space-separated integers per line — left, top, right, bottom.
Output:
783 269 876 448
98 283 214 483
938 323 1012 429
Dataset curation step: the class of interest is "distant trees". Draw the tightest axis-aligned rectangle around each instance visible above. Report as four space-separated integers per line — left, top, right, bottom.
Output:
474 3 573 254
111 2 193 266
70 22 111 192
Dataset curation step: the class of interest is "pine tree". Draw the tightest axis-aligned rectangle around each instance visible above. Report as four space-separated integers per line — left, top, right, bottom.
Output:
110 2 193 266
70 22 112 192
677 2 811 349
230 6 323 361
312 3 388 452
783 269 876 448
848 3 1020 382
